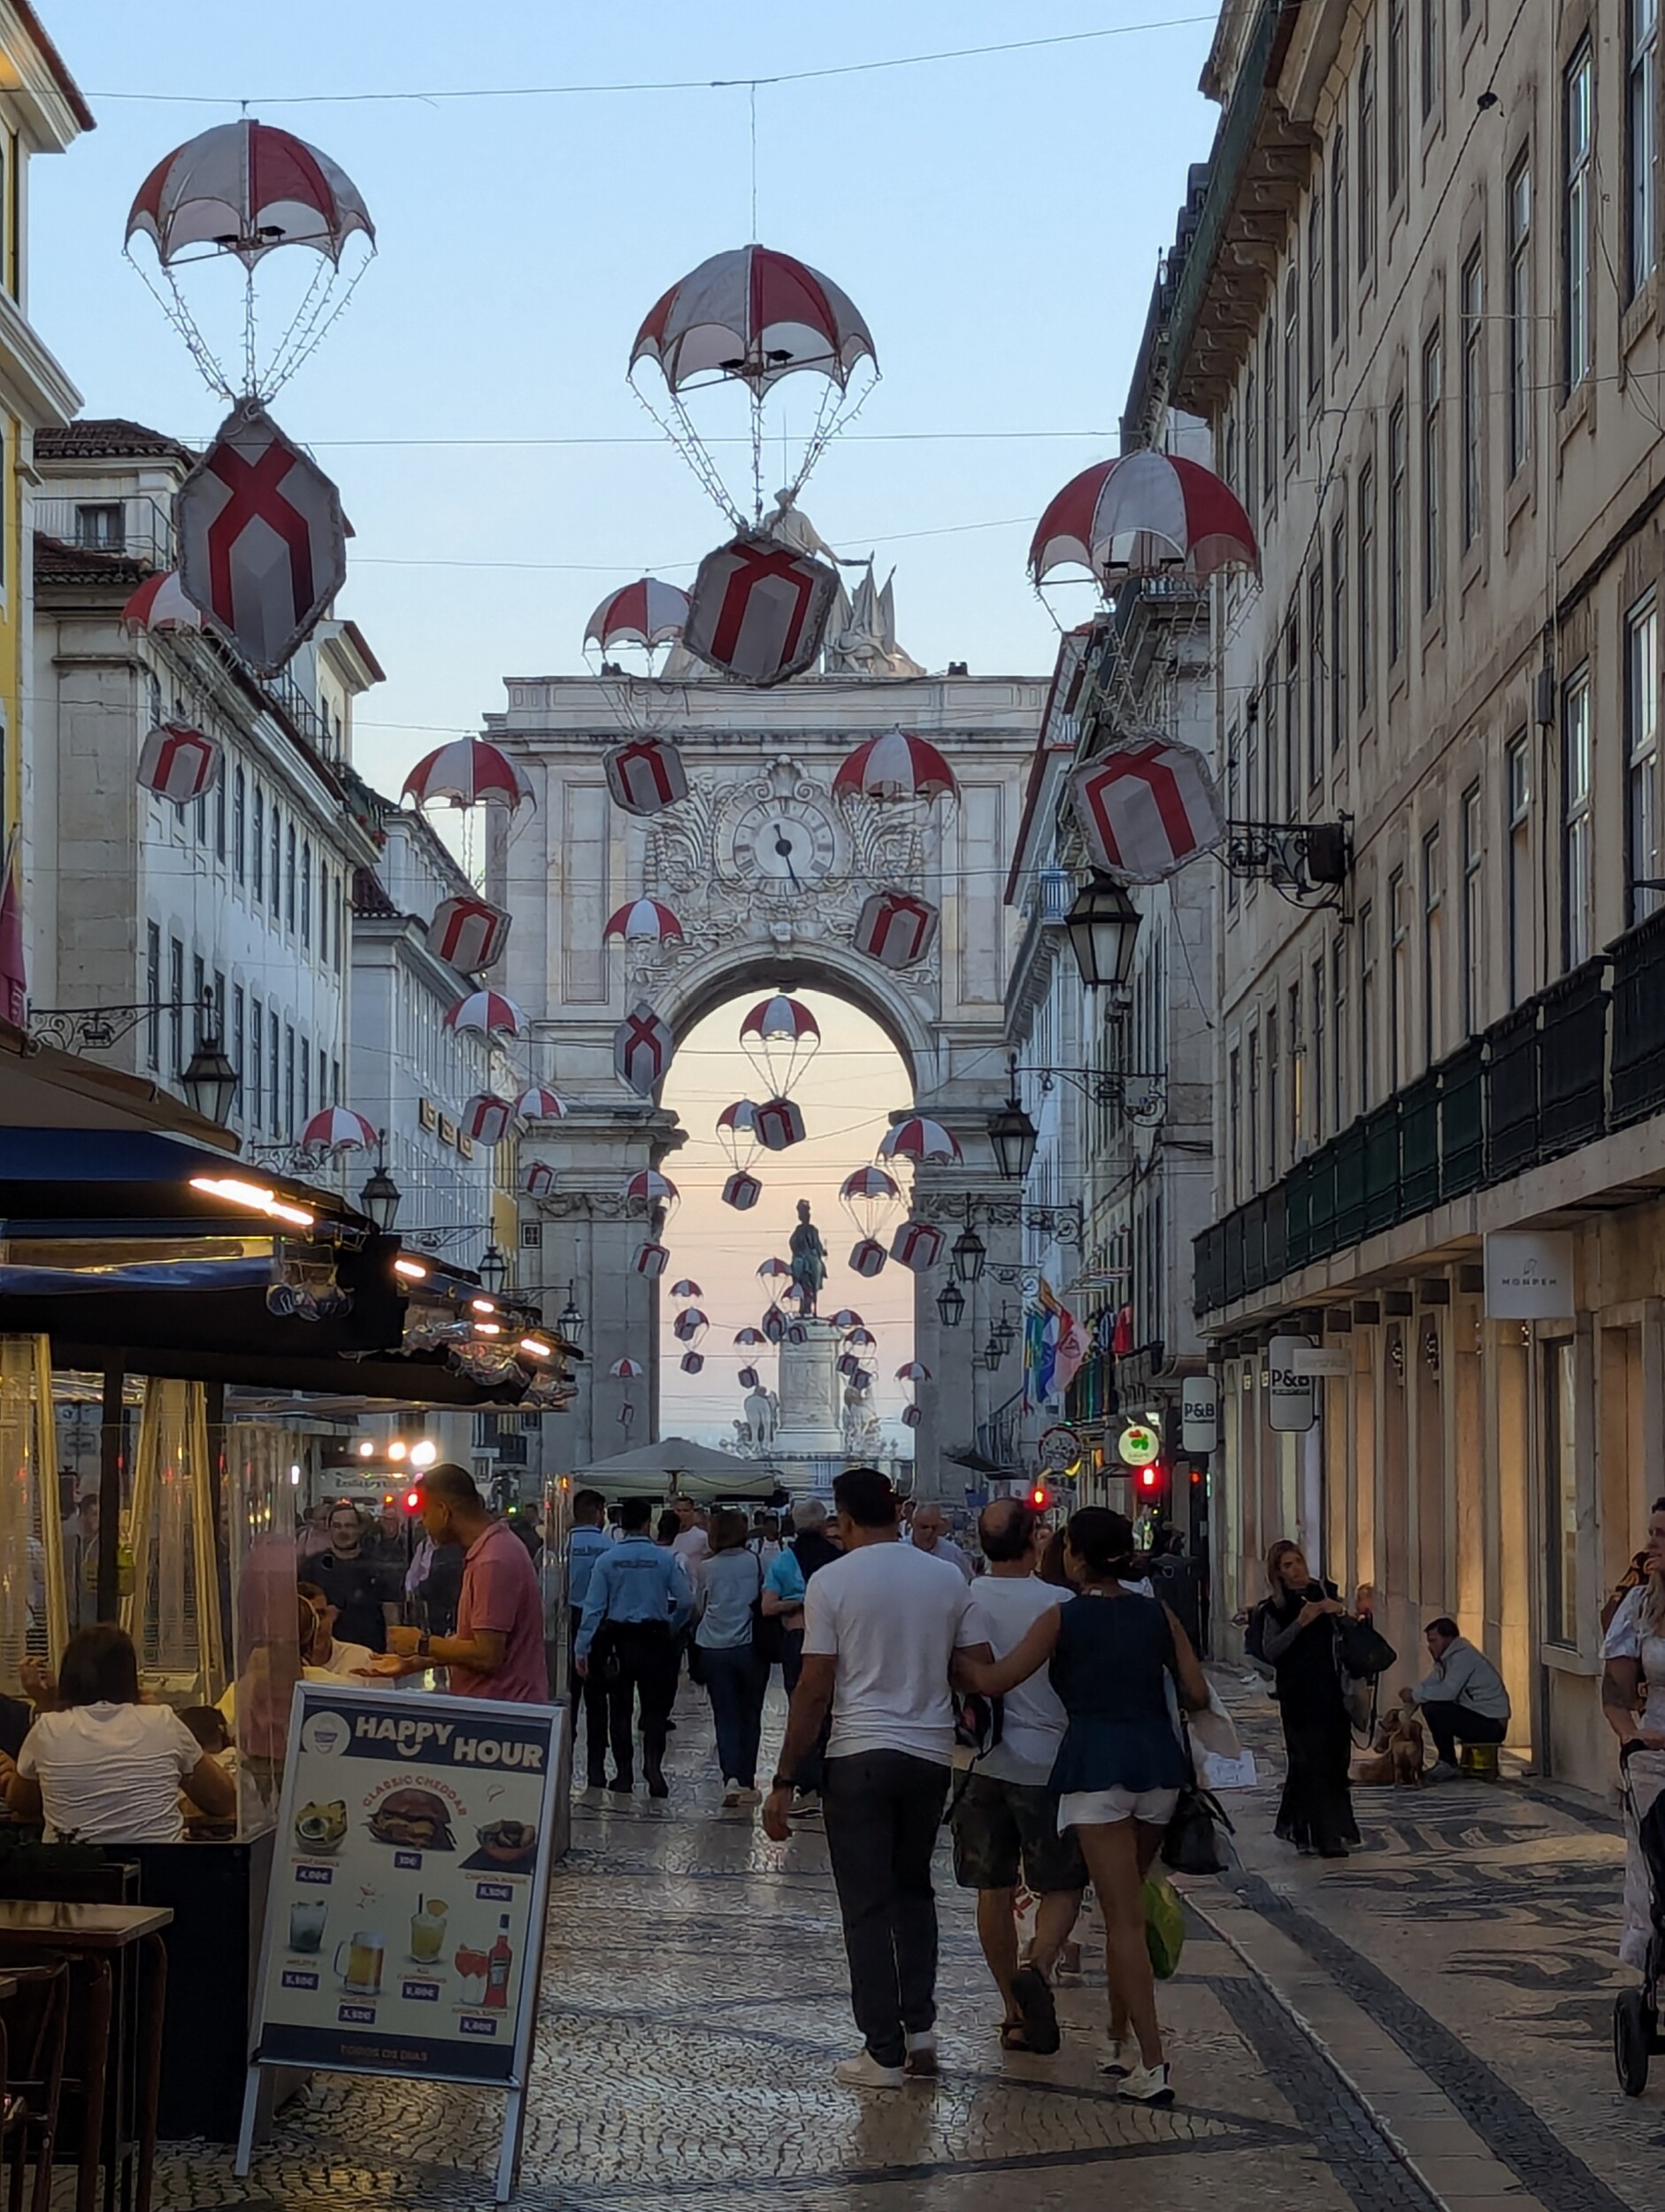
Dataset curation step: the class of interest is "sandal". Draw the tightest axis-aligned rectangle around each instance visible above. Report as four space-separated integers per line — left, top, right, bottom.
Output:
1009 1965 1061 2055
1000 2022 1038 2051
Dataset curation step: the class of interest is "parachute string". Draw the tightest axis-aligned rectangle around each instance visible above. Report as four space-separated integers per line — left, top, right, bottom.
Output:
242 267 257 397
786 366 882 507
258 254 335 396
748 81 759 238
627 375 747 533
127 252 237 402
750 392 764 528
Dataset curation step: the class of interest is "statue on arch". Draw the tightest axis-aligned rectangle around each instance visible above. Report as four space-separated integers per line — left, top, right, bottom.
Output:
788 1198 827 1317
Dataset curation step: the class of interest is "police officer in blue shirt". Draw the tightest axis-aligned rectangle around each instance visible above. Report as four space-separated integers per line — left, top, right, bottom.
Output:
576 1496 694 1797
566 1489 614 1792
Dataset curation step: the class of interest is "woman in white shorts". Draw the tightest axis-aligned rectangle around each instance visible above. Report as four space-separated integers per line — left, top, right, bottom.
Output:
1600 1498 1665 1967
956 1508 1208 2105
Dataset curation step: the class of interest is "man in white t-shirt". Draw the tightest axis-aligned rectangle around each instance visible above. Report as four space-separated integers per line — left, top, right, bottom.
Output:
670 1499 710 1567
950 1498 1085 2055
763 1467 975 2091
909 1502 975 1584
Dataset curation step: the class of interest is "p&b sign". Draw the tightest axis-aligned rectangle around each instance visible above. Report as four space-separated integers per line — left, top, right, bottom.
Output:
1267 1335 1317 1433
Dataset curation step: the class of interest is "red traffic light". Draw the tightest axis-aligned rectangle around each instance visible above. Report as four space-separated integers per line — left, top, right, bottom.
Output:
404 1489 421 1512
1139 1465 1162 1491
1030 1484 1050 1510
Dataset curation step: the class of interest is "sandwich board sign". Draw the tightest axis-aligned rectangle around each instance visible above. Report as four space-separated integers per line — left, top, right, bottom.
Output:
1267 1335 1317 1433
237 1682 564 2201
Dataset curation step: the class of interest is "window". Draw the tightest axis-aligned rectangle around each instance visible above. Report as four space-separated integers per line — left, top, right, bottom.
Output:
1508 156 1532 474
1289 981 1305 1159
268 1009 280 1132
233 767 246 884
1388 401 1407 662
1387 0 1408 202
144 923 159 1071
1267 1004 1281 1173
1422 326 1442 609
301 838 312 949
1229 1048 1244 1202
191 954 205 1049
1359 899 1376 1105
1390 867 1409 1089
1225 727 1240 910
1462 784 1485 1034
334 874 345 972
1562 668 1593 966
1330 508 1348 748
1244 367 1259 529
1461 249 1484 546
285 822 297 933
214 770 226 861
1262 320 1278 508
284 1024 296 1138
269 804 281 914
1312 954 1327 1143
1247 1029 1262 1189
1333 933 1350 1129
1308 181 1324 393
232 986 245 1117
73 503 122 551
300 1034 311 1126
1565 44 1595 392
1630 0 1659 299
1545 1339 1579 1646
1508 733 1532 1003
252 787 265 901
1308 563 1325 787
1283 265 1300 449
1247 692 1262 833
168 937 184 1078
1626 595 1661 923
1331 127 1349 339
1283 610 1300 816
1421 0 1441 120
194 787 206 847
1423 826 1444 1063
1359 46 1377 276
249 996 263 1131
1359 458 1377 712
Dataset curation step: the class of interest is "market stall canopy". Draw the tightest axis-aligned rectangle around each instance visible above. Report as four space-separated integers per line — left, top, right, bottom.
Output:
572 1435 782 1502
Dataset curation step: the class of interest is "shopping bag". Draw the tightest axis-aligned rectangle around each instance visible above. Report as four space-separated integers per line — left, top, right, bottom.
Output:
1162 1783 1235 1875
1143 1873 1186 1979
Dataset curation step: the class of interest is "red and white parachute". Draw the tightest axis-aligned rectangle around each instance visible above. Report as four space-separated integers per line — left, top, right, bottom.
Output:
403 738 532 813
833 731 957 807
879 1117 962 1166
299 1107 377 1152
840 1167 902 1241
739 994 820 1097
716 1100 761 1174
444 989 526 1038
603 897 685 948
586 578 689 661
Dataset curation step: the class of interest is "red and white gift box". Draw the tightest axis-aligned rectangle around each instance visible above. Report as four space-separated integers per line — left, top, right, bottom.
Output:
853 888 939 970
722 1171 763 1211
890 1219 945 1272
848 1238 887 1279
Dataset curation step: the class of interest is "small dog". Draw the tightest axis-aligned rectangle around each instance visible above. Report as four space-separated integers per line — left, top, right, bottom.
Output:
1385 1700 1427 1787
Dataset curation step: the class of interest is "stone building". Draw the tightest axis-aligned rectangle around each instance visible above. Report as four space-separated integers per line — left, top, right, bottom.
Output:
1176 0 1665 1793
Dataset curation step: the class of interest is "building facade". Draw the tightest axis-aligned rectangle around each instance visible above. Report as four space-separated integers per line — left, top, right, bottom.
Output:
1177 0 1665 1793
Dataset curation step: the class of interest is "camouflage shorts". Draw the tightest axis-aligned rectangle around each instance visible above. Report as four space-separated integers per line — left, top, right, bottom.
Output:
950 1772 1088 1894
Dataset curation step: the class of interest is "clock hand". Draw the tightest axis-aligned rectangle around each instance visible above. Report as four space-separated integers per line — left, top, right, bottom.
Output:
773 830 802 890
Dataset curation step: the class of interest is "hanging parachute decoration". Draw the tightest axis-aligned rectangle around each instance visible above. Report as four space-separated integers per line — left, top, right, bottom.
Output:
125 119 376 404
428 895 512 974
828 1309 865 1331
762 1307 788 1345
603 897 686 949
403 739 533 815
626 1169 679 1222
756 1257 794 1288
733 1326 767 1348
879 1117 963 1168
444 989 526 1038
517 1086 569 1122
717 1100 763 1212
121 572 205 636
833 731 958 809
672 1307 709 1347
753 1097 807 1152
671 1279 702 1299
585 579 690 668
603 734 690 818
844 1327 878 1350
896 1360 932 1383
739 995 820 1099
610 1356 645 1422
298 1108 378 1153
840 1166 902 1279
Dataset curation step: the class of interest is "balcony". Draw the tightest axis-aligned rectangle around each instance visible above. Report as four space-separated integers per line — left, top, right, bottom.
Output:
1193 919 1665 1318
35 494 174 569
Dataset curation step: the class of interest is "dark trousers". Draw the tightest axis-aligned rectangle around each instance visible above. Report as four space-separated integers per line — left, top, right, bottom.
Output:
780 1627 830 1794
702 1642 766 1787
1422 1701 1508 1765
821 1749 950 2068
599 1621 677 1783
571 1627 610 1784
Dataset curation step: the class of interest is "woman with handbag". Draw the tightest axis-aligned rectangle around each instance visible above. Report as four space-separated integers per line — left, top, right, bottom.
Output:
954 1509 1208 2107
694 1510 770 1809
1257 1540 1360 1860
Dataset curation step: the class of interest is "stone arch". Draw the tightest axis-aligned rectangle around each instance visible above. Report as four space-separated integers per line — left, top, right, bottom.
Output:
649 943 936 1100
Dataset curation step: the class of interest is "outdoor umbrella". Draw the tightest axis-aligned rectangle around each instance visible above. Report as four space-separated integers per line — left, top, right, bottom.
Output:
572 1435 781 1502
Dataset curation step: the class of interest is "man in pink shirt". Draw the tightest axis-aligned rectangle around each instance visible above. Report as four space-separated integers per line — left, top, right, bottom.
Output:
364 1465 550 1704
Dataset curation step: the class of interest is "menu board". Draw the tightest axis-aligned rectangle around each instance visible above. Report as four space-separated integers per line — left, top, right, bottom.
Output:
244 1683 563 2093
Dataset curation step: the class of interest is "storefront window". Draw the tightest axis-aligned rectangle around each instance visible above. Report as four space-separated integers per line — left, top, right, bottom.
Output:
1545 1339 1579 1646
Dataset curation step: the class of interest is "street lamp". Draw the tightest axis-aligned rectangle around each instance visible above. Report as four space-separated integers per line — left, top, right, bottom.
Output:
988 1060 1039 1184
558 1284 586 1347
1065 872 1141 990
994 1304 1017 1356
980 1331 1002 1373
358 1162 402 1233
479 1242 509 1294
935 1280 965 1330
950 1221 986 1286
181 1021 238 1125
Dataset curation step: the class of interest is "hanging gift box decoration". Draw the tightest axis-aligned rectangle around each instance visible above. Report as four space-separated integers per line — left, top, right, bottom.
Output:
837 1352 861 1379
462 1093 515 1145
848 1237 887 1279
613 1000 675 1097
722 1170 763 1211
138 722 221 806
679 1350 705 1375
754 1095 806 1151
427 894 511 972
682 532 839 687
902 1402 923 1430
853 888 939 969
633 1240 669 1278
525 1161 554 1196
603 734 689 816
786 1321 809 1346
763 1307 787 1343
738 1364 760 1390
890 1218 945 1272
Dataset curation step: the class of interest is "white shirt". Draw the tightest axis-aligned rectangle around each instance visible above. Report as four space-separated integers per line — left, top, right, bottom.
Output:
671 1527 710 1566
959 1575 1070 1786
912 1534 975 1584
1603 1586 1665 1735
18 1702 203 1843
802 1540 974 1766
319 1637 374 1678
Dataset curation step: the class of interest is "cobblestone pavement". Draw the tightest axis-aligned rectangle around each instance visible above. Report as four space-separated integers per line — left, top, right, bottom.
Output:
148 1678 1446 2212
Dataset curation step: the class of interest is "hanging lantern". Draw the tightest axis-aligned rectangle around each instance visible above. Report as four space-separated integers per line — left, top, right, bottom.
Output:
403 736 532 812
603 734 689 816
722 1170 763 1211
738 1363 760 1390
462 1092 515 1145
525 1160 554 1196
832 729 958 805
848 1237 887 1279
754 1095 806 1151
679 1349 706 1375
891 1219 945 1272
603 897 687 947
853 888 939 969
682 532 840 687
138 722 221 807
444 989 526 1037
633 1241 669 1279
516 1086 570 1121
902 1402 923 1430
428 895 511 972
613 1000 675 1097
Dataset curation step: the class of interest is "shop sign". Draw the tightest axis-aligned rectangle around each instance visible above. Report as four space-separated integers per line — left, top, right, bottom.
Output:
239 1684 563 2193
1116 1418 1162 1467
1483 1230 1575 1320
1290 1344 1351 1379
1267 1336 1316 1433
1180 1377 1218 1454
1038 1424 1083 1473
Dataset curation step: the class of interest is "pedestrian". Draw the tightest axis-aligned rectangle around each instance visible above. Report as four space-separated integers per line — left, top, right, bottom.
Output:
311 1501 398 1654
955 1509 1208 2106
364 1465 551 1703
60 1482 99 1633
671 1497 711 1568
1256 1540 1359 1860
1601 1496 1665 1965
575 1496 694 1797
950 1498 1085 2054
761 1498 841 1811
909 1502 975 1584
748 1510 780 1566
655 1509 681 1548
296 1582 374 1678
763 1467 976 2090
694 1509 768 1808
1402 1617 1511 1780
566 1489 613 1792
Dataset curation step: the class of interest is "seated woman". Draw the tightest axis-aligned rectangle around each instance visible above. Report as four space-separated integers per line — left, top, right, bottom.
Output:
0 1624 234 1843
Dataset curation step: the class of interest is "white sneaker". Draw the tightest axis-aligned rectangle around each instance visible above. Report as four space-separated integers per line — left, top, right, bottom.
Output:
737 1785 762 1805
903 2031 939 2078
1118 2061 1175 2106
1098 2036 1132 2078
721 1780 741 1808
834 2050 907 2090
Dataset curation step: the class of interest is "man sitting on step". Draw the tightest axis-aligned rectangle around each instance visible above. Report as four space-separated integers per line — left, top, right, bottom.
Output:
1402 1617 1511 1781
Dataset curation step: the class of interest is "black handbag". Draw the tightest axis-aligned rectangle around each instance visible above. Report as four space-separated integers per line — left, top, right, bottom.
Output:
952 1688 1004 1758
1161 1712 1235 1876
1336 1617 1397 1681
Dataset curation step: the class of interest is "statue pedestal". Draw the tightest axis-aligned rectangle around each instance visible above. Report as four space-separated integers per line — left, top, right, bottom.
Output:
773 1319 845 1456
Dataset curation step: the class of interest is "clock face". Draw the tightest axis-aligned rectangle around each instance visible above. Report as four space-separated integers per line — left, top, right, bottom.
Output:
730 799 840 886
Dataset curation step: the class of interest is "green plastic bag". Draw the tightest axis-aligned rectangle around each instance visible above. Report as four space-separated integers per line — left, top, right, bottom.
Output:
1143 1872 1185 1979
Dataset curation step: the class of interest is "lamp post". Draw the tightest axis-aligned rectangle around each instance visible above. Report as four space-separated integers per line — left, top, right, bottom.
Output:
988 1087 1039 1184
558 1284 586 1347
358 1145 402 1233
181 1031 239 1125
935 1279 965 1330
950 1220 986 1286
479 1242 510 1294
1064 872 1141 990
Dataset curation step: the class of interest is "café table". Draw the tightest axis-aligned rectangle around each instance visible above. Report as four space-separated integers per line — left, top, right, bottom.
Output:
0 1901 172 2212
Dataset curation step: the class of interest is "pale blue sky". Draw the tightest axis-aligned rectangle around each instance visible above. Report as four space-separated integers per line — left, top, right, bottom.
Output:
33 3 1218 802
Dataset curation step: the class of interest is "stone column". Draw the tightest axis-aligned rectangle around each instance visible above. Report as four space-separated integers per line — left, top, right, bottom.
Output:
775 1318 845 1455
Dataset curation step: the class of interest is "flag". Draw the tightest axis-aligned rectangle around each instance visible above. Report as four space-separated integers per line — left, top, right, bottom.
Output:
1023 1305 1053 1409
1039 1279 1086 1395
0 831 25 1026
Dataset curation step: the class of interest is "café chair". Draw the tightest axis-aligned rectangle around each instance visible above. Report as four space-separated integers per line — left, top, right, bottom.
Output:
0 1959 70 2212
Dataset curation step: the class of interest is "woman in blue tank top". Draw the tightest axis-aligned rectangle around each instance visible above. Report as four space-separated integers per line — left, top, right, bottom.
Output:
955 1509 1208 2107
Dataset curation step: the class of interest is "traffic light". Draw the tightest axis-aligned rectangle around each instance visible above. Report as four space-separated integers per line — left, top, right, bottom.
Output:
1030 1482 1050 1511
1138 1463 1163 1494
404 1489 421 1512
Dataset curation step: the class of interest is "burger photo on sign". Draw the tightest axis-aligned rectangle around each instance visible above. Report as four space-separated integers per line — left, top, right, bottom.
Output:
366 1786 457 1852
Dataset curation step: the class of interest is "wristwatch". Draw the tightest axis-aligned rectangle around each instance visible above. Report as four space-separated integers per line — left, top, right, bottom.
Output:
416 1630 432 1660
